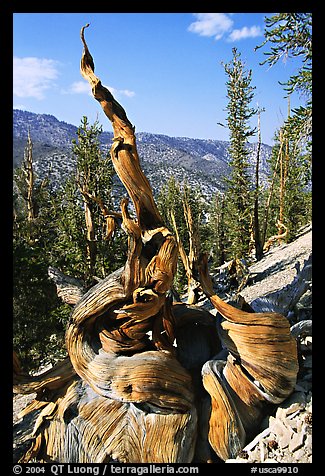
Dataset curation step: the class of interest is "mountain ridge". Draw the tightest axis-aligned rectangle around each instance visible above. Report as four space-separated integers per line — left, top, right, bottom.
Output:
13 109 272 198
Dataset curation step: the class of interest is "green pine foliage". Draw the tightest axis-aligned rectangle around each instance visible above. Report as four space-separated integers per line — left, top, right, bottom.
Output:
157 176 209 295
205 192 227 271
49 116 127 285
257 13 312 245
222 48 257 260
13 152 68 371
257 13 312 155
157 177 187 294
13 233 68 370
13 118 128 371
264 125 312 243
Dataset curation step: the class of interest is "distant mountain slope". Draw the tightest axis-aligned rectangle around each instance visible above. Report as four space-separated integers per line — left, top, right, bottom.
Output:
13 110 78 166
13 109 272 197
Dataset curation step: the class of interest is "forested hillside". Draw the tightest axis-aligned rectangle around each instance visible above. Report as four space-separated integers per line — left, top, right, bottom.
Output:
13 109 273 198
13 13 312 465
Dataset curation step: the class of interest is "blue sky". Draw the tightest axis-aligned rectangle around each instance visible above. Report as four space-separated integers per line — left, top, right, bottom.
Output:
13 13 306 145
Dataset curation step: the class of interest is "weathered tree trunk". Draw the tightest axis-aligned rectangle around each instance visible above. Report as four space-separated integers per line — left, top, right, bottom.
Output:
79 189 120 241
13 25 299 464
76 174 98 279
278 129 288 246
170 205 201 305
253 107 264 260
261 134 284 248
182 188 202 304
24 130 35 223
48 267 86 305
198 254 298 460
263 220 288 252
84 197 97 277
278 97 291 245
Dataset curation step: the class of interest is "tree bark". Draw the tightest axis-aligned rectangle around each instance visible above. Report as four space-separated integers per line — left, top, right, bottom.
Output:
170 207 201 305
79 189 120 240
14 25 197 463
182 188 201 304
261 135 284 248
198 254 298 459
20 129 36 223
253 108 263 260
48 266 86 305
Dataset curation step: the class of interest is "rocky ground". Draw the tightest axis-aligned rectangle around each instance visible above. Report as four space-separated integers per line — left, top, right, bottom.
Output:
225 354 312 464
13 225 312 464
223 224 312 464
239 224 312 314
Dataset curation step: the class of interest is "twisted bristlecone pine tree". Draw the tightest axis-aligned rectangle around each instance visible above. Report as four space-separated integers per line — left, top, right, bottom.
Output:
13 25 298 463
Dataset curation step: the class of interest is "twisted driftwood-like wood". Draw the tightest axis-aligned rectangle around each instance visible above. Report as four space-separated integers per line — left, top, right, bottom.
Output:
198 254 298 459
13 25 299 463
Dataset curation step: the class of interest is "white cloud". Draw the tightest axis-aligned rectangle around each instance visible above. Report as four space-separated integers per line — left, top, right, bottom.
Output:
104 85 135 98
13 57 59 100
228 25 263 42
66 80 135 98
188 14 263 42
119 89 135 98
188 13 233 40
67 81 92 95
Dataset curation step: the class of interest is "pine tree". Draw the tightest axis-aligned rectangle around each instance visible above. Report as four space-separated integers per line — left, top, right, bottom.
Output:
157 177 209 297
73 116 114 282
206 191 227 270
256 13 312 247
13 119 128 371
222 47 257 260
50 116 127 286
157 177 188 294
13 134 67 371
257 13 312 154
264 121 311 246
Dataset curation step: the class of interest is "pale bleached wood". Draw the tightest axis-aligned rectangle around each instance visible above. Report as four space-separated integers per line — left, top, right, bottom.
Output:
202 359 246 461
48 266 86 305
196 253 299 458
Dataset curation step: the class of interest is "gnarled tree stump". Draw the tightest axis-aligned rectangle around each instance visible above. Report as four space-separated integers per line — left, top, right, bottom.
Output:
13 25 298 463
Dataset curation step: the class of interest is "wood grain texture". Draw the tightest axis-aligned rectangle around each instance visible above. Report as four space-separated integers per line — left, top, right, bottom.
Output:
202 360 246 461
197 253 299 457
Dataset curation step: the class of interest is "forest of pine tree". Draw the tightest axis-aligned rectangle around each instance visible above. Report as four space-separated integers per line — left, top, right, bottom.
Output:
13 13 312 372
